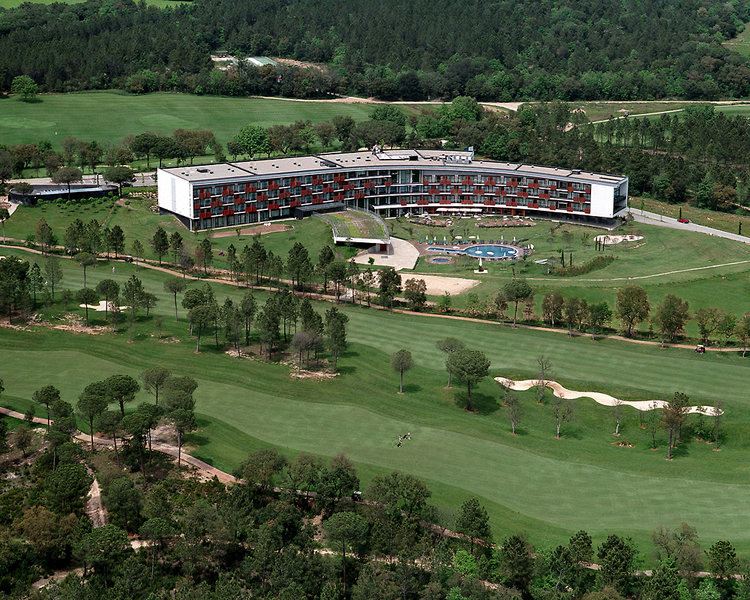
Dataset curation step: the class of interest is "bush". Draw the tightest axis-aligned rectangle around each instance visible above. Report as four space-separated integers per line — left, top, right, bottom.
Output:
553 255 615 277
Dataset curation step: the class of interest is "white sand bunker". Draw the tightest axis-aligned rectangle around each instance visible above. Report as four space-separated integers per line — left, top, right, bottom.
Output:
79 300 129 312
595 234 644 245
496 376 722 415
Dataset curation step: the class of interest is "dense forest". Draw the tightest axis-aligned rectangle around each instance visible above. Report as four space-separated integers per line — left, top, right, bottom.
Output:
1 0 750 100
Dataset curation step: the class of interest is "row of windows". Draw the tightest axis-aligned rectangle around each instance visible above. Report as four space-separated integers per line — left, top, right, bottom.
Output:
192 174 594 199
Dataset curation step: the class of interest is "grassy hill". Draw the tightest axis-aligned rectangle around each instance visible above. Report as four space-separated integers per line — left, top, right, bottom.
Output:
0 92 420 149
1 244 750 559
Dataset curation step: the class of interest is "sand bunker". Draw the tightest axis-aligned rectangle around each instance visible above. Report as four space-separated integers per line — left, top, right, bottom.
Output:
79 300 129 312
595 234 644 245
496 376 721 415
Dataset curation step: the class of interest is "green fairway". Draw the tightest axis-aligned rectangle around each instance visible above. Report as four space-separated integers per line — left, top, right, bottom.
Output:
0 92 419 149
2 245 750 559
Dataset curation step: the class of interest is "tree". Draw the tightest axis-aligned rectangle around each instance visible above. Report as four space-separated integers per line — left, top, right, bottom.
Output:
653 295 690 344
35 218 56 254
597 535 636 596
499 534 534 596
131 239 144 264
552 396 573 439
505 390 521 435
616 286 649 337
13 424 33 457
535 355 553 403
28 262 43 308
378 267 402 308
391 349 413 393
240 291 257 346
326 307 348 370
51 166 83 199
233 124 271 158
95 279 119 321
103 166 134 196
76 287 98 325
329 261 348 301
641 559 681 600
403 278 427 310
106 225 126 258
447 349 491 411
189 304 214 352
105 477 143 532
588 301 612 338
169 231 184 265
77 381 108 450
122 274 145 320
694 307 723 345
325 511 368 593
97 410 123 463
706 540 738 580
542 292 565 327
0 207 10 242
285 243 313 291
76 252 97 288
43 257 63 301
169 407 196 468
44 463 92 514
662 392 690 459
151 227 169 264
503 279 533 326
242 448 287 490
11 75 38 101
197 237 213 273
164 278 187 321
437 337 465 387
455 497 492 555
104 374 140 417
78 525 131 583
32 385 60 429
141 367 171 405
736 313 750 356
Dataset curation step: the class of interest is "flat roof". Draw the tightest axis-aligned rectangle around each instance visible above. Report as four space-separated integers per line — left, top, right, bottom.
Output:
161 150 626 186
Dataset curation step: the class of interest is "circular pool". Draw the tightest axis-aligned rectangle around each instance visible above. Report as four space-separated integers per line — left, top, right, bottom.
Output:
464 244 519 259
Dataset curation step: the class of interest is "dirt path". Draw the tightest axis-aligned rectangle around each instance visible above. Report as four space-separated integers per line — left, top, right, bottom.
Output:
84 465 108 528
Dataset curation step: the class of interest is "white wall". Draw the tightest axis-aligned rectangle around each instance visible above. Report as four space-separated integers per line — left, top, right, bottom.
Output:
589 184 615 218
157 170 192 219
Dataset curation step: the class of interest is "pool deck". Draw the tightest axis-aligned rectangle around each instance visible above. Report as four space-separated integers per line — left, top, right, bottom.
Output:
416 240 527 260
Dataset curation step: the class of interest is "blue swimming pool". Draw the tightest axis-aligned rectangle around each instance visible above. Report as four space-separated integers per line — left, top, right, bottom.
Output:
464 244 518 258
427 244 519 259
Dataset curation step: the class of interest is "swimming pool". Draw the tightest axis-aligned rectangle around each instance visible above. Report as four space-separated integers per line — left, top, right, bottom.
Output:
427 244 519 259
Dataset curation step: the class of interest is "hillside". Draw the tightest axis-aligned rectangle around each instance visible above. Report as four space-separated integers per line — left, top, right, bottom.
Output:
1 0 750 100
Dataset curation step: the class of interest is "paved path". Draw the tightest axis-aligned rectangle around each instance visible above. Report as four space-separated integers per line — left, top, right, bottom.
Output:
353 236 419 270
629 208 750 244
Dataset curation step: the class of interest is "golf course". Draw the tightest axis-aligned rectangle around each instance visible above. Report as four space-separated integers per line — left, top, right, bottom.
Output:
1 209 749 559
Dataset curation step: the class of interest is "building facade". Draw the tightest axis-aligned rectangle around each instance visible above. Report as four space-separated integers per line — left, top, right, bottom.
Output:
157 149 628 231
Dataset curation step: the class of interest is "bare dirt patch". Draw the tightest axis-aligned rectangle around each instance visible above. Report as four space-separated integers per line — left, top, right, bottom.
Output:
402 273 480 295
211 223 291 238
290 369 339 380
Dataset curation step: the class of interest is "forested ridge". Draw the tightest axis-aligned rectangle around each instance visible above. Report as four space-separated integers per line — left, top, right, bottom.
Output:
2 0 750 100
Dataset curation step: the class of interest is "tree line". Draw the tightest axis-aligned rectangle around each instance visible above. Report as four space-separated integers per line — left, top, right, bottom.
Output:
3 0 750 101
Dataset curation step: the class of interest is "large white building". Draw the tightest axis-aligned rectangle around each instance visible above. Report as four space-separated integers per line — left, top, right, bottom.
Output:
157 149 628 231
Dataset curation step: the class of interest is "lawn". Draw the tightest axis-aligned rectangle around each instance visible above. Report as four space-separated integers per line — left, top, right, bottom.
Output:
1 246 750 560
634 197 750 235
0 91 421 150
724 24 750 58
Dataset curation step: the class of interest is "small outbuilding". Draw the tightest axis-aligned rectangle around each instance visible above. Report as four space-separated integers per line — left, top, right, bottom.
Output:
8 184 118 206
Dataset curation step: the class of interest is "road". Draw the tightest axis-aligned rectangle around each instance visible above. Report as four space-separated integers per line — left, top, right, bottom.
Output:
628 208 750 245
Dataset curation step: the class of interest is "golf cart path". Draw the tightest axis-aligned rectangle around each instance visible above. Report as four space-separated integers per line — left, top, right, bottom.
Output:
496 377 722 415
0 407 237 484
629 208 750 244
